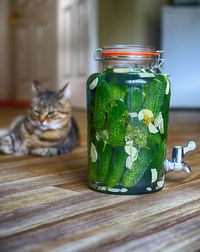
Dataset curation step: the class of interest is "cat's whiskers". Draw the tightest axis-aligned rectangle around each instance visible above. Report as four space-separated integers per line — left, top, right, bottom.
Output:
34 129 42 135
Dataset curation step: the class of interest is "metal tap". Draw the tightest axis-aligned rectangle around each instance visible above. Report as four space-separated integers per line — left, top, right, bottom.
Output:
164 141 196 173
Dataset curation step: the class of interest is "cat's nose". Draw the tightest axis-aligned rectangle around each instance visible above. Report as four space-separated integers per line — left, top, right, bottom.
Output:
39 116 46 124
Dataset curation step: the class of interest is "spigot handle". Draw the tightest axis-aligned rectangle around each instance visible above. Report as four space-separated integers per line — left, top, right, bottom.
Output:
183 141 196 155
165 141 196 173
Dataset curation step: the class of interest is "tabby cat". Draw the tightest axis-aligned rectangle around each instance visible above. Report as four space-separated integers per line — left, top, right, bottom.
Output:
0 81 79 156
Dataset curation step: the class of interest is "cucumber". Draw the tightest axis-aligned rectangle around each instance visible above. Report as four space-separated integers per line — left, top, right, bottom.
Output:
97 141 112 182
88 159 99 182
156 75 169 92
125 118 148 149
107 99 129 147
150 140 166 177
106 147 128 188
148 132 162 145
144 76 166 118
88 139 99 182
86 73 103 88
109 82 125 100
161 90 170 139
155 75 170 139
125 87 144 112
122 148 153 187
93 80 111 130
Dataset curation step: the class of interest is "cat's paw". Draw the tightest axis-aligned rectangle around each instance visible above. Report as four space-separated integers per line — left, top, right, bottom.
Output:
0 135 14 154
30 148 58 157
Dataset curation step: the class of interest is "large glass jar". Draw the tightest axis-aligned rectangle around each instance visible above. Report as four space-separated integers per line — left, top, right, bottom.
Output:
86 45 170 194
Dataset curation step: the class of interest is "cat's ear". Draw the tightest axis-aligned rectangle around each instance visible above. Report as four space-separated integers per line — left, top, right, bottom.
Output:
32 80 45 95
57 83 71 102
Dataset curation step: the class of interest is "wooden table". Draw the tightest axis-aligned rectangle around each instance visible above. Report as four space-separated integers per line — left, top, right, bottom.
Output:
0 108 199 252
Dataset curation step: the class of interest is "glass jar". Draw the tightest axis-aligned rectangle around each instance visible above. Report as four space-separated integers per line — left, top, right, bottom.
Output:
86 45 170 195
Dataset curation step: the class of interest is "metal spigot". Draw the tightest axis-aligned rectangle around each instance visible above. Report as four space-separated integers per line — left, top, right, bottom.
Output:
164 141 196 173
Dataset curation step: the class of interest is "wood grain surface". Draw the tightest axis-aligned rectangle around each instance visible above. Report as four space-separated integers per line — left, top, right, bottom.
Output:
0 108 199 252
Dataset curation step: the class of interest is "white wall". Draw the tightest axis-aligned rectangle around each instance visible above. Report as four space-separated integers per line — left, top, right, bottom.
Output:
162 6 200 108
0 0 10 100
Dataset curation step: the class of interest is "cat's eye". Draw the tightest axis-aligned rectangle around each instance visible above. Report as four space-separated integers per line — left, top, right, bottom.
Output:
34 109 39 114
48 111 55 115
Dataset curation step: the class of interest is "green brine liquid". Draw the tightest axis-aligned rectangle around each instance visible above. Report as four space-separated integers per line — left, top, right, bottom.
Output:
86 69 170 194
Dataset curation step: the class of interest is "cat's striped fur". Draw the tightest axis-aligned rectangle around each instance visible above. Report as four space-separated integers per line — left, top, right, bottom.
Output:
0 81 79 156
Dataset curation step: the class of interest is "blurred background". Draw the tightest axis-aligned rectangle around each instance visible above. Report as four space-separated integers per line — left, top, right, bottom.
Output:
0 0 200 109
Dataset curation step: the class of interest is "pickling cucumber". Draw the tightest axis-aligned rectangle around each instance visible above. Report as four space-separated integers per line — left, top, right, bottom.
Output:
88 159 99 182
86 73 103 88
97 141 112 182
122 148 153 187
106 147 128 188
125 87 144 112
144 76 166 118
147 132 162 145
125 118 148 149
93 80 111 130
161 92 170 139
109 82 126 100
107 99 129 147
88 139 99 182
150 140 166 177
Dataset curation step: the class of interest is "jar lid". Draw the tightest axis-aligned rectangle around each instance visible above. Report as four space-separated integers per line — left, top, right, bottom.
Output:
94 45 162 61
